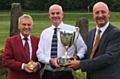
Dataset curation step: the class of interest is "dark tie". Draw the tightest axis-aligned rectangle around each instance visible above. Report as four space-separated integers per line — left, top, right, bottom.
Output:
24 37 30 61
90 29 101 58
51 28 57 69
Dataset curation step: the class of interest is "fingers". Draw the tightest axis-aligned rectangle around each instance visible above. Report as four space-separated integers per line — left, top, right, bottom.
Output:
70 56 78 60
63 60 71 67
50 58 60 68
24 64 33 73
33 62 39 73
63 60 80 69
24 62 39 73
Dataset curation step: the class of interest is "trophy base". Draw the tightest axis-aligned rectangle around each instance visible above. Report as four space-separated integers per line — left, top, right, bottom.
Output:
58 58 70 67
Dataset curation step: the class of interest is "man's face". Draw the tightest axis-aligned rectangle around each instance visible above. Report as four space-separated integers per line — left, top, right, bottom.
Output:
48 6 64 27
18 18 33 37
93 3 110 28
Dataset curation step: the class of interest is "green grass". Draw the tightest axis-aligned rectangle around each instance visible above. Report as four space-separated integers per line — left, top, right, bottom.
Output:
0 10 120 79
0 11 120 49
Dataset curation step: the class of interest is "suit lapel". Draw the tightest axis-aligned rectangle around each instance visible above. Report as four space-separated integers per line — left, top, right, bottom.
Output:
99 24 113 46
92 24 114 57
88 24 114 57
89 29 96 54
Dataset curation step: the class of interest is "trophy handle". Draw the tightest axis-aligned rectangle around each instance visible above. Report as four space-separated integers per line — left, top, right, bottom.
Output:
74 27 80 43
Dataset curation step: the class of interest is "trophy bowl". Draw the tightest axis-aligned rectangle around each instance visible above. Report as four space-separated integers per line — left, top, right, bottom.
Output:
57 27 80 66
58 30 75 66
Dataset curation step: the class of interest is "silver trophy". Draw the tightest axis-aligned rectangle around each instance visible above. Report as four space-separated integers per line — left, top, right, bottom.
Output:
58 27 79 66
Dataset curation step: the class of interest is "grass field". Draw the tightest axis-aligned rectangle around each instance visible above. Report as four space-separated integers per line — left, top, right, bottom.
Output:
0 10 120 49
0 10 120 79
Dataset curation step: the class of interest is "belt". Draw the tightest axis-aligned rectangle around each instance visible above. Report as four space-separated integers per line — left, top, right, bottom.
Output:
44 70 72 76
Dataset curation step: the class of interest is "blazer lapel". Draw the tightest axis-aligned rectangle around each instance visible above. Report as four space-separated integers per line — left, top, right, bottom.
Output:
16 34 27 59
30 36 35 60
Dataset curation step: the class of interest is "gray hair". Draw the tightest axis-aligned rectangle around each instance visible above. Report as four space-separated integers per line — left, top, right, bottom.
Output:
18 14 33 25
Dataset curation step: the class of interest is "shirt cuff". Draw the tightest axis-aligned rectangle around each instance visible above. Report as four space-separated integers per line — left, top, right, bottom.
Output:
38 62 41 69
21 63 24 70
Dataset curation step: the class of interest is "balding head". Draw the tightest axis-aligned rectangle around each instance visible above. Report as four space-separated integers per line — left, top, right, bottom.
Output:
48 4 64 27
49 4 63 13
92 2 110 28
93 2 109 12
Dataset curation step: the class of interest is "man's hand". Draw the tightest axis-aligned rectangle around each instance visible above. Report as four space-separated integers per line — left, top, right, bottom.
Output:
63 59 80 69
24 64 33 73
33 62 39 73
50 57 60 68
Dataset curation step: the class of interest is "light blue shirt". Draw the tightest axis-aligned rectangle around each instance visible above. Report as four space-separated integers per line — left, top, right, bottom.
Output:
37 22 87 71
93 22 109 46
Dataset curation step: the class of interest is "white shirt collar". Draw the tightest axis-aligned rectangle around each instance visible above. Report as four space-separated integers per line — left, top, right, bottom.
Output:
20 33 30 40
51 22 63 29
96 22 109 33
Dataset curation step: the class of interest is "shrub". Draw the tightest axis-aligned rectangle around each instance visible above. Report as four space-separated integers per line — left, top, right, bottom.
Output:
0 74 7 79
72 69 86 79
0 48 3 54
0 48 8 78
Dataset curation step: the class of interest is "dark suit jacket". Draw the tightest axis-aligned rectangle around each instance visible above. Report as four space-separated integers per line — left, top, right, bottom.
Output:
80 24 120 79
2 34 44 79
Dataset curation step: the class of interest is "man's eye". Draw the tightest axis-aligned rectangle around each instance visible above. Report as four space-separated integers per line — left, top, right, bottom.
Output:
51 12 60 15
22 24 31 26
28 24 31 26
95 11 99 14
51 12 55 15
101 11 106 14
56 12 60 14
22 24 26 26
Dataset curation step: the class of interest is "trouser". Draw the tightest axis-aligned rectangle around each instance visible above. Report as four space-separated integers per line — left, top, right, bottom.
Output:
42 70 74 79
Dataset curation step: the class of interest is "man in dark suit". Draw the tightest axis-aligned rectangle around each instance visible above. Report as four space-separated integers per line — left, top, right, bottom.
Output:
2 14 44 79
64 2 120 79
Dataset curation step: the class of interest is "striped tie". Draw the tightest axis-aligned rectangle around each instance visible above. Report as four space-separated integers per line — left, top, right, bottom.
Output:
51 28 57 69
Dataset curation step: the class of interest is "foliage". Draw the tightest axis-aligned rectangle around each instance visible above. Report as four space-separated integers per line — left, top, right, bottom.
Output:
111 0 120 11
0 0 120 11
0 48 3 54
72 69 86 79
0 52 8 78
0 74 7 79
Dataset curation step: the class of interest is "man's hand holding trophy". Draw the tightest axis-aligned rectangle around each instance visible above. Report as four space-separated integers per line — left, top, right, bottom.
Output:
57 27 79 67
24 60 39 73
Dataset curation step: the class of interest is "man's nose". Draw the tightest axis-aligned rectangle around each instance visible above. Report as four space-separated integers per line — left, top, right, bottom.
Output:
98 12 103 17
